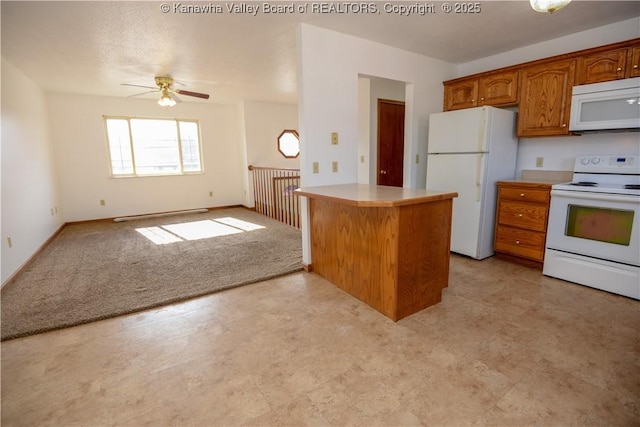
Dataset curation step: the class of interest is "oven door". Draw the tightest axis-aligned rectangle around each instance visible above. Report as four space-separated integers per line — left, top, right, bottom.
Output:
546 190 639 266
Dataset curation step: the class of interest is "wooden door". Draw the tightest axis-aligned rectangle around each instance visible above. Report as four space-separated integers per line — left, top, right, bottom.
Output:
444 79 478 111
628 47 640 78
517 59 576 137
576 49 628 84
478 70 519 106
377 99 405 187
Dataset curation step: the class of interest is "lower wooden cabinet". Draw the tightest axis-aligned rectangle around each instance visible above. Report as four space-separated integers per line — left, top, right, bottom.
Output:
494 181 552 267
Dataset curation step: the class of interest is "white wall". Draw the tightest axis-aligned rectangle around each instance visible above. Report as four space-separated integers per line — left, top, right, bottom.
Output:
47 93 246 222
297 23 454 189
457 17 640 178
240 101 299 206
296 23 455 263
1 58 63 285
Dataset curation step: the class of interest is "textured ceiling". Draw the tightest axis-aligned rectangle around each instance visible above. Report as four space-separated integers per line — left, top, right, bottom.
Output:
1 1 639 104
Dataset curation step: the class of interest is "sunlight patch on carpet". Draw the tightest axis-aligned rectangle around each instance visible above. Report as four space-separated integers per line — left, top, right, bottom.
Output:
136 217 266 244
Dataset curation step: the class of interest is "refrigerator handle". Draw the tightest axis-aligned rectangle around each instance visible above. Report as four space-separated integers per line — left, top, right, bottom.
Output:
475 154 484 202
478 110 487 152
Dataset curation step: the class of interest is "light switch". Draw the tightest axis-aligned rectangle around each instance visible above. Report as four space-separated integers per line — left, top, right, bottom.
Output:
332 161 338 173
312 162 319 174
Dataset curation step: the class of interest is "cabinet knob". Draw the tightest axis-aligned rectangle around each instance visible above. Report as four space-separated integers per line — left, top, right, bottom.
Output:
634 65 639 69
515 240 520 244
480 97 485 101
519 193 525 197
561 124 567 128
518 213 523 217
617 67 623 72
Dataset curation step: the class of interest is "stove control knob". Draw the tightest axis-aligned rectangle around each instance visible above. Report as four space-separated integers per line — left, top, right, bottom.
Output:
591 157 601 165
580 158 590 165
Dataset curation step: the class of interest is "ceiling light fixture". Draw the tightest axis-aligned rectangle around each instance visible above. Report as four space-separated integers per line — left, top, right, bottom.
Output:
157 88 176 107
530 0 572 13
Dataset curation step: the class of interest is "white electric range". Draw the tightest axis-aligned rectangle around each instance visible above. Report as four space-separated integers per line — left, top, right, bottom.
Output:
543 155 640 300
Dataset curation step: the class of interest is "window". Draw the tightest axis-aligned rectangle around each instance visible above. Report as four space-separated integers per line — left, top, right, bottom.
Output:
104 117 203 177
277 129 300 158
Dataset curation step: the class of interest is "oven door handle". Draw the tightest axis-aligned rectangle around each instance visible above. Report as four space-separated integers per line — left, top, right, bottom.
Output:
551 189 640 203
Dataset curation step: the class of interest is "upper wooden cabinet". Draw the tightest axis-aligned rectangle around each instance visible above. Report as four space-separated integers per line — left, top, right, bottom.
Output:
479 70 519 107
576 48 634 84
517 59 576 137
444 79 478 111
444 70 518 111
629 47 640 78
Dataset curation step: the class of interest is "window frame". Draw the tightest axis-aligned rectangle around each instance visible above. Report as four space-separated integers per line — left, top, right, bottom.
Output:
103 115 205 178
277 129 300 159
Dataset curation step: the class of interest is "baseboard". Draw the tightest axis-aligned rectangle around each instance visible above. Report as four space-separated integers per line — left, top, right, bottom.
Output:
65 205 246 226
303 263 313 272
1 223 66 289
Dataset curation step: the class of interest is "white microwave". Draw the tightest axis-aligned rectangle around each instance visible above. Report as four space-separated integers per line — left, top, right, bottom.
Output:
569 77 640 132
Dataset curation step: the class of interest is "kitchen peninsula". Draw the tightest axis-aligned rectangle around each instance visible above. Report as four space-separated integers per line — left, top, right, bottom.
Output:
296 184 458 321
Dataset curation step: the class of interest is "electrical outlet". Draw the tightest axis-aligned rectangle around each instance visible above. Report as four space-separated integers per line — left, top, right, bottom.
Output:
536 157 544 168
100 199 106 206
331 132 338 145
416 154 420 164
332 161 338 173
51 208 55 216
7 236 12 248
312 162 319 174
360 155 365 164
209 191 213 197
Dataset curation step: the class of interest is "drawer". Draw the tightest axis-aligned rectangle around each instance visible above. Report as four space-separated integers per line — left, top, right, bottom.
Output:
495 225 546 261
498 201 548 232
499 186 550 203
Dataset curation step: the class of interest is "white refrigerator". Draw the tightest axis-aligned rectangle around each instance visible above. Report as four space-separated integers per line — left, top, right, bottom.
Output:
426 106 517 260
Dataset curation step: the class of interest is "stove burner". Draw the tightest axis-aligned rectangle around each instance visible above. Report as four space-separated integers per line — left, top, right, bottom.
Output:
625 184 640 190
570 181 598 187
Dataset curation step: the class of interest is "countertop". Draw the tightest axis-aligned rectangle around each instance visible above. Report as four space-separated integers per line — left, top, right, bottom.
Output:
295 184 458 207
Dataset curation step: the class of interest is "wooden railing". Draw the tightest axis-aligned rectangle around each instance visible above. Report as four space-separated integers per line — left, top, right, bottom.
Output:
248 165 300 229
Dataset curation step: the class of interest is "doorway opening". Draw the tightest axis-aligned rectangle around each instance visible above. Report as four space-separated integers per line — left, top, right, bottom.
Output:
357 76 408 187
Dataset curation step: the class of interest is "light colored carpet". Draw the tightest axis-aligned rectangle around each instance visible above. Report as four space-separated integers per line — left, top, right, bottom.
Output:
1 208 303 341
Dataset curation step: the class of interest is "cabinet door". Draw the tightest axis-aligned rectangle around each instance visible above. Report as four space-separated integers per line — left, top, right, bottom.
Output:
628 47 640 78
479 70 518 106
517 59 576 137
443 79 478 111
576 49 627 84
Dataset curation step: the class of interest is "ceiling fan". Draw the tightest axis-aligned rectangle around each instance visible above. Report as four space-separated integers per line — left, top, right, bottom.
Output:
122 76 210 107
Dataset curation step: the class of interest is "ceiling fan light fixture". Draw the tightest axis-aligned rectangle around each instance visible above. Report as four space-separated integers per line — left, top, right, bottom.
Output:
530 0 572 13
157 88 176 107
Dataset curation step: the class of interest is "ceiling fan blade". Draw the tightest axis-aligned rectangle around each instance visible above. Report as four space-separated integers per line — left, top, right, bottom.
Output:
174 89 210 99
121 83 158 90
170 93 182 104
127 90 158 98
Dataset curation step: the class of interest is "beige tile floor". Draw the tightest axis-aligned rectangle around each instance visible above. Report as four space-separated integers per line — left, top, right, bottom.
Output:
1 255 639 426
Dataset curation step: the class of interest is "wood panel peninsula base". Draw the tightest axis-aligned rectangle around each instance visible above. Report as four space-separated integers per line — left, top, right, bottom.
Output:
296 184 458 321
